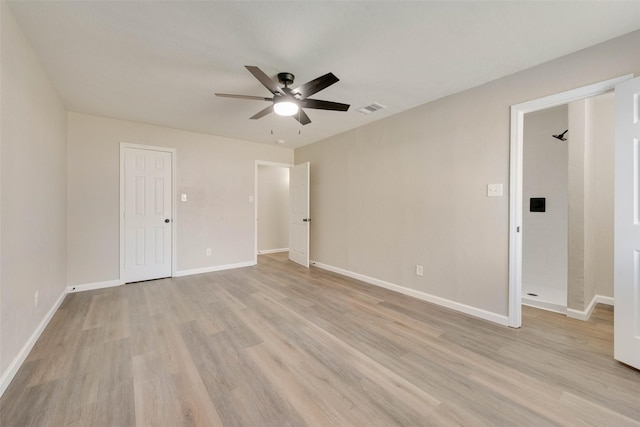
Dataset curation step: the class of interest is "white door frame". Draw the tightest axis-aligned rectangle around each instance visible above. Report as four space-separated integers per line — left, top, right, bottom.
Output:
120 142 177 282
508 75 632 328
254 160 294 264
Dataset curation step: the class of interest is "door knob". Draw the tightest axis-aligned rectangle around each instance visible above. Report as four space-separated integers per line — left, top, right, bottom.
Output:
303 218 311 222
164 219 170 223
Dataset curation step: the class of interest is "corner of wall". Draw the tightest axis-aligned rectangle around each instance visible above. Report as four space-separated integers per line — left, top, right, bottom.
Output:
1 1 69 395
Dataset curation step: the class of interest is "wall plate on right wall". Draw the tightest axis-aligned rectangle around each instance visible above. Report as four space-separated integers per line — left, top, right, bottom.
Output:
487 183 503 197
530 197 546 212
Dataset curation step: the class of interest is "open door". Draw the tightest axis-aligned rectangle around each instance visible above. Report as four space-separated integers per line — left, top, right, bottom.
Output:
614 76 640 370
289 162 310 267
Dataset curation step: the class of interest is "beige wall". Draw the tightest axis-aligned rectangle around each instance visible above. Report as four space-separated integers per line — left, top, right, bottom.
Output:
522 105 568 300
67 113 293 285
296 30 640 317
568 99 590 310
591 94 615 298
568 94 615 310
257 166 290 252
1 3 68 374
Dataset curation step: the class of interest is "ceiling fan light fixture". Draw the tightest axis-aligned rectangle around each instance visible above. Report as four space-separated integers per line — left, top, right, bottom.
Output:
216 66 349 125
273 98 299 116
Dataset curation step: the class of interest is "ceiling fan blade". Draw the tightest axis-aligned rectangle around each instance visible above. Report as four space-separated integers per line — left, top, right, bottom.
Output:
245 66 283 95
291 73 339 99
301 99 350 111
215 93 271 101
292 109 311 126
250 105 273 120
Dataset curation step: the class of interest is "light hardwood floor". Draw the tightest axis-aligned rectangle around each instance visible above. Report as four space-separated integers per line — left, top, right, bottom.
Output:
1 252 639 426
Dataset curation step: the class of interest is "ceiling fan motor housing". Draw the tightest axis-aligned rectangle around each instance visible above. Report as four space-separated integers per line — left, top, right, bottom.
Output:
278 72 295 87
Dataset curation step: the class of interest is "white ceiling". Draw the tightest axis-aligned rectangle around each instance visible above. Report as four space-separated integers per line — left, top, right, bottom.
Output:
8 1 640 149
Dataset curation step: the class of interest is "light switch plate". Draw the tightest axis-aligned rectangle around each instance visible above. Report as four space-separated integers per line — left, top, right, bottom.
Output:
487 183 503 197
181 194 187 202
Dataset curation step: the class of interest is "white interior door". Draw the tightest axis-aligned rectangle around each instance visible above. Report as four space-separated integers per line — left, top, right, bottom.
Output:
289 162 310 267
123 147 173 282
614 76 640 370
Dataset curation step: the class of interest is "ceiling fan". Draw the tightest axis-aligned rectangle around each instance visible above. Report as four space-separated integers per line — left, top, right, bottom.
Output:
215 66 350 125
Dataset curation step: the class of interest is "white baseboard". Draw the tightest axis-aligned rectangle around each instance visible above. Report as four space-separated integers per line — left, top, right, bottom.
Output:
68 261 260 292
595 295 614 306
0 287 67 397
67 279 123 293
567 294 614 321
174 260 255 277
311 261 509 326
257 248 289 255
522 297 567 315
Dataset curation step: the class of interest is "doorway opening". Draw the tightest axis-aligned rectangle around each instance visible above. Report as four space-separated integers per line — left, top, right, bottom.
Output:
508 75 632 328
521 104 569 314
254 161 292 264
521 93 616 319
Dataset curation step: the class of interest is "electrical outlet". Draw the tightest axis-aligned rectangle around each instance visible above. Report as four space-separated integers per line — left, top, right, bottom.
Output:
206 248 212 256
416 265 424 277
34 291 39 308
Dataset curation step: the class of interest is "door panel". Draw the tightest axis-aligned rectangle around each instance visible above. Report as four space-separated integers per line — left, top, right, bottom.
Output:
124 147 172 282
289 162 310 267
614 76 640 370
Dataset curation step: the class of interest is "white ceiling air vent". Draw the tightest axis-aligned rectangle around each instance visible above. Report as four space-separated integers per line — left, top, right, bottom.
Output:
356 102 386 115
